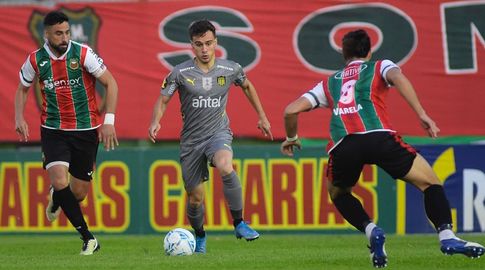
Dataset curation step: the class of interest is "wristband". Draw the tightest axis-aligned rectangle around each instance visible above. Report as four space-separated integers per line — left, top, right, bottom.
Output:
286 134 298 142
104 113 115 125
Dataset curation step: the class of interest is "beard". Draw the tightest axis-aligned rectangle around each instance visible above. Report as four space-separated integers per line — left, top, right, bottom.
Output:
49 41 68 55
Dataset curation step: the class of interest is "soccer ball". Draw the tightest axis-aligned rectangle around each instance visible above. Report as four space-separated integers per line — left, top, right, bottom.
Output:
163 228 196 256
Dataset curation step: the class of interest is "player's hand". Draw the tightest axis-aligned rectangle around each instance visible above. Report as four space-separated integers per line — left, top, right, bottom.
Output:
99 124 118 151
280 139 301 157
15 118 29 142
419 113 440 138
148 122 161 143
257 118 273 141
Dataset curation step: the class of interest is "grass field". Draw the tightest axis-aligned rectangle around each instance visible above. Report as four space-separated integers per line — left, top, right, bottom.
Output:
1 233 484 270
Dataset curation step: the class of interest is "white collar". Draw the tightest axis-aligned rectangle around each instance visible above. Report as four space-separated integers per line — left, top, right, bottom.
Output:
348 60 365 65
43 40 71 60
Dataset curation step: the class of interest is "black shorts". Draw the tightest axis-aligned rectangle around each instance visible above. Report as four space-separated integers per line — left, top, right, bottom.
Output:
41 127 99 181
327 131 416 188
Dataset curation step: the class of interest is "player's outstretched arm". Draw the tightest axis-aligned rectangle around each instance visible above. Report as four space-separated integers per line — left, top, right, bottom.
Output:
240 79 273 140
97 69 119 151
148 95 171 143
281 97 313 156
14 83 31 142
386 68 440 138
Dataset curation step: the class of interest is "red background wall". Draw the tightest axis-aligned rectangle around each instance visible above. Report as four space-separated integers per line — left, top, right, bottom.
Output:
1 0 484 141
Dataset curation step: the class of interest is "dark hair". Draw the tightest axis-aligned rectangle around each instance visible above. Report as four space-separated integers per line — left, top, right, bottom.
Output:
342 29 371 61
188 20 216 40
43 11 69 27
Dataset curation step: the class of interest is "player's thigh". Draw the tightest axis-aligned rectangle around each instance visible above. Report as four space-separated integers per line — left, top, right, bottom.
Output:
375 132 417 180
46 165 70 189
69 129 98 181
41 127 71 188
400 153 441 191
180 144 209 192
327 139 364 189
41 127 71 171
206 130 233 165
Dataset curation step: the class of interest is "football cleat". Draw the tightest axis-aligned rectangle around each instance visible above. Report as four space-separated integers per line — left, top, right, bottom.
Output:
80 238 100 255
45 186 61 222
235 221 259 241
194 234 207 254
368 227 388 268
440 238 484 258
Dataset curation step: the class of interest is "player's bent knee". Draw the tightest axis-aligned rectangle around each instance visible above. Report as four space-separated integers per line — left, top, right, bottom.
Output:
328 184 351 201
218 167 233 176
187 192 204 207
188 200 203 208
73 192 87 202
214 159 233 174
51 180 69 190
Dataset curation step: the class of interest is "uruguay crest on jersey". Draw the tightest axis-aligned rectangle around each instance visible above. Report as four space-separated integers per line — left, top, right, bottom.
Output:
202 77 212 91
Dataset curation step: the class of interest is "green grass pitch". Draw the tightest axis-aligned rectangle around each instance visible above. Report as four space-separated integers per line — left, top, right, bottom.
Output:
0 234 484 269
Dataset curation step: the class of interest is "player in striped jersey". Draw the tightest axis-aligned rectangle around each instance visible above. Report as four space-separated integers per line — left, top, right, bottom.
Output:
281 29 483 267
14 11 119 255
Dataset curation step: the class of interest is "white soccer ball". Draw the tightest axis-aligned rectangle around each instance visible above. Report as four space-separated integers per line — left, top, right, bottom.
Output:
163 228 196 256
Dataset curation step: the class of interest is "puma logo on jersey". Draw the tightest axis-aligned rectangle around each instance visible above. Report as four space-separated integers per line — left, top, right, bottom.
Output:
186 77 196 86
40 60 48 67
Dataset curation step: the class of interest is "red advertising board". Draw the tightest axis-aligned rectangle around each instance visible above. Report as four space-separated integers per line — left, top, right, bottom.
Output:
1 0 484 141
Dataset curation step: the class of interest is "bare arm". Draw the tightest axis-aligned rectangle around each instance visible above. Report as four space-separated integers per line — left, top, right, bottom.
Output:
14 83 31 142
98 69 118 115
148 94 172 143
281 97 313 156
97 69 119 150
386 68 440 138
240 78 273 140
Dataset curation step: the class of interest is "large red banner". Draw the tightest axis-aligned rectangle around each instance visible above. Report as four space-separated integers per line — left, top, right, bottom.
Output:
1 0 484 141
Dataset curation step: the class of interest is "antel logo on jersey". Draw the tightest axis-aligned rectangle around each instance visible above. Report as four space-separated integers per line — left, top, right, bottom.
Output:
192 96 222 108
43 77 82 90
